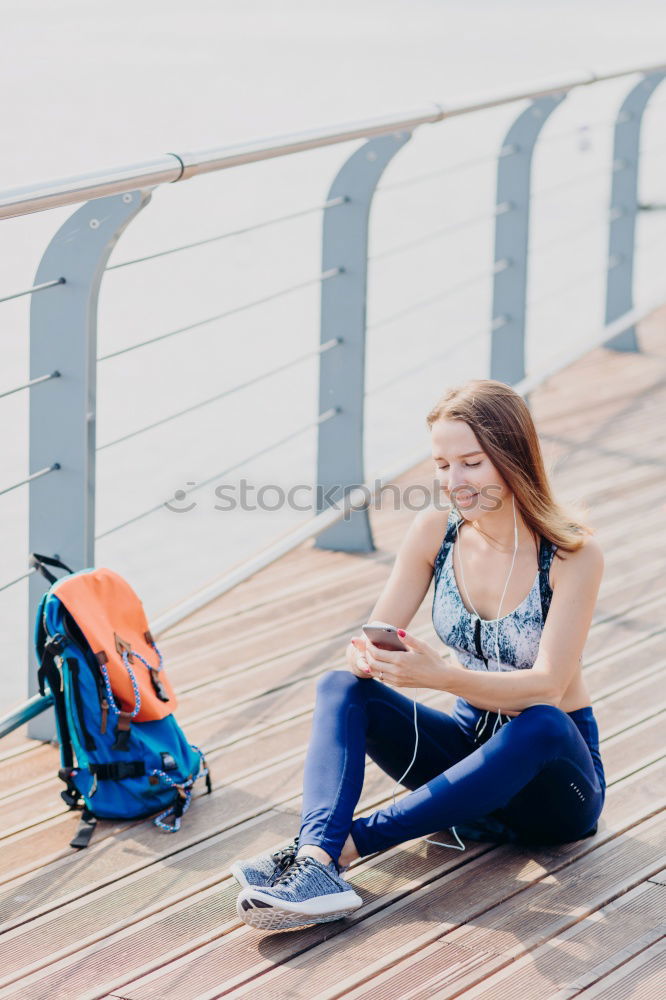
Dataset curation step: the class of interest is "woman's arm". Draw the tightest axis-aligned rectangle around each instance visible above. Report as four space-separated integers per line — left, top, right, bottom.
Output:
441 658 560 711
363 507 441 630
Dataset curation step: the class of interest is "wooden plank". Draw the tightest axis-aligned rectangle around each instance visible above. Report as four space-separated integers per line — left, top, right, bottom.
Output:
0 588 661 887
583 595 666 661
52 769 664 1000
564 935 666 999
1 686 661 996
2 691 659 951
542 384 666 453
337 876 666 999
467 926 666 1000
531 362 666 433
541 390 666 457
533 371 666 437
548 896 666 999
0 664 661 982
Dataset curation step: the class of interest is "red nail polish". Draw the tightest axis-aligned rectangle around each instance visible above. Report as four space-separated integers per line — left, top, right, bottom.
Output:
397 629 406 637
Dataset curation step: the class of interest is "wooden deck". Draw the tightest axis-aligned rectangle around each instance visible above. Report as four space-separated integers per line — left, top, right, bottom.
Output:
1 310 665 1000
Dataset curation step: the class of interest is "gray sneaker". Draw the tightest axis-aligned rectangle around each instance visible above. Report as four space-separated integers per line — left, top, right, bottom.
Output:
236 854 363 931
229 835 301 889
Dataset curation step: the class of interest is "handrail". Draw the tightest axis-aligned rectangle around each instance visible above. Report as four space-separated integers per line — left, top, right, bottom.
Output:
2 63 665 220
0 693 54 740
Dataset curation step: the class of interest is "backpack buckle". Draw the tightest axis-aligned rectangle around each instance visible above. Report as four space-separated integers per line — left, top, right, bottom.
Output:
58 767 81 809
150 670 170 702
114 633 134 662
112 711 133 751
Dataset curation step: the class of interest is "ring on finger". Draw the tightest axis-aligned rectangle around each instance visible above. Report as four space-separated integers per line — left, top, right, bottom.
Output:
379 671 384 682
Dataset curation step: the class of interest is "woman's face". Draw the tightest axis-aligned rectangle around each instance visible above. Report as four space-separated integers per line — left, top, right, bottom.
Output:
430 418 508 517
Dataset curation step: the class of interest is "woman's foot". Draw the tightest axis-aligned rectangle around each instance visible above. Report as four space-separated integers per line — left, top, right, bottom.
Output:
338 831 361 868
236 854 363 931
296 832 360 872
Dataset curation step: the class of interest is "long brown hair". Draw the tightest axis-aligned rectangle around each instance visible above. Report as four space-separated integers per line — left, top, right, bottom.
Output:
426 378 593 556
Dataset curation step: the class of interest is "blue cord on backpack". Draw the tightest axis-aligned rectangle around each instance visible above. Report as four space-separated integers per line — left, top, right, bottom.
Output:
99 650 142 719
150 744 210 833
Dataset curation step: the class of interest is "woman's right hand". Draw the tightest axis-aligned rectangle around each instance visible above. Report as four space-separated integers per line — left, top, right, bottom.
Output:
346 636 373 679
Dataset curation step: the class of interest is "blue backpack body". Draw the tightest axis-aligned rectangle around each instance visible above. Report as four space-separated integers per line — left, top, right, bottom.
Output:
32 554 211 848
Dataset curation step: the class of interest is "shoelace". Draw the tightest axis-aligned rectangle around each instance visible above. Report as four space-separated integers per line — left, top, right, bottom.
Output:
270 838 299 877
273 854 320 887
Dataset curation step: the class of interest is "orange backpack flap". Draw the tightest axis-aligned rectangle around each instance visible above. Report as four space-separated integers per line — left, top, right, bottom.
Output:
54 568 177 722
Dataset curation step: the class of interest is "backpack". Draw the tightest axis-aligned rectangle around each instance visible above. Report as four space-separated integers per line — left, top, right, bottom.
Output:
31 553 211 849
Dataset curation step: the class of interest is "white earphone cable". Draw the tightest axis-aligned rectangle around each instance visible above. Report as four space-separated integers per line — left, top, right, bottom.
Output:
388 494 519 852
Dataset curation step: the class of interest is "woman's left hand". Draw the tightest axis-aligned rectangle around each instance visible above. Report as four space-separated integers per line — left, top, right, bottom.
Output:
364 630 449 689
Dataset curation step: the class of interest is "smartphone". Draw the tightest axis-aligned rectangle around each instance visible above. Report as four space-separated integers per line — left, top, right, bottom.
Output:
362 621 408 652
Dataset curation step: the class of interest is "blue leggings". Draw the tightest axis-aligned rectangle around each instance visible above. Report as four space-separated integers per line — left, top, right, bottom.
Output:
299 671 606 862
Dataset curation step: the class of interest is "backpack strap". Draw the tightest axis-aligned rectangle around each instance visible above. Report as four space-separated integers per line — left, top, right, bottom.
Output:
89 761 146 780
96 649 143 751
37 636 75 770
70 809 97 850
29 553 74 586
37 633 66 697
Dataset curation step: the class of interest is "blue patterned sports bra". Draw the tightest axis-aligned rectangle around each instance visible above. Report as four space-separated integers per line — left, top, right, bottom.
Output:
432 509 558 673
430 509 607 825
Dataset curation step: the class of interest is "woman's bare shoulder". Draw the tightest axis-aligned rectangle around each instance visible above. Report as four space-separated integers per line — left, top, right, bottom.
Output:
551 533 604 588
412 505 454 568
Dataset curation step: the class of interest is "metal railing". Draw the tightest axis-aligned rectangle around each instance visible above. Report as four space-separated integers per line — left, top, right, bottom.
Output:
1 61 665 740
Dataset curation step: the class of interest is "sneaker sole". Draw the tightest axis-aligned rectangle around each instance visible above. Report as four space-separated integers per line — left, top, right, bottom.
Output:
236 887 363 931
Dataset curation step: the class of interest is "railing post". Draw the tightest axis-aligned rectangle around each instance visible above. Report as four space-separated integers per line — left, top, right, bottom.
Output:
603 71 666 352
315 131 411 552
27 190 152 740
490 93 567 397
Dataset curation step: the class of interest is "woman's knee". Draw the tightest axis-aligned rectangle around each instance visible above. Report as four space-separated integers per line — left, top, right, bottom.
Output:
316 668 367 700
510 703 573 747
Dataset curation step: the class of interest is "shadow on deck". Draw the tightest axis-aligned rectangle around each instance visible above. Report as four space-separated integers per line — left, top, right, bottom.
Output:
1 309 665 999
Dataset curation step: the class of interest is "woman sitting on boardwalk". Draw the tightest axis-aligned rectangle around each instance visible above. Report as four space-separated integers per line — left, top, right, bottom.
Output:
231 378 607 931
